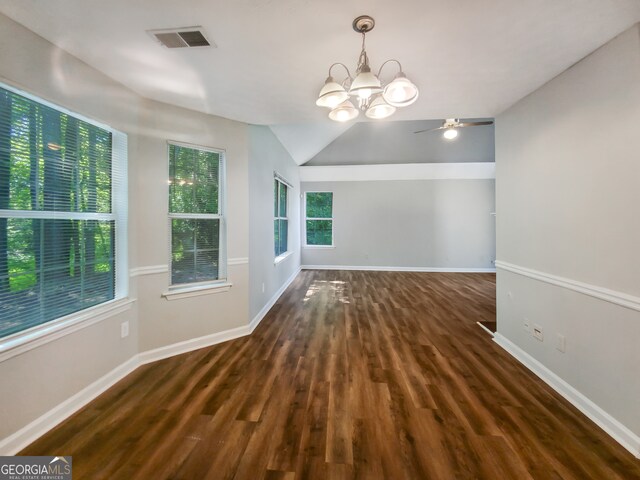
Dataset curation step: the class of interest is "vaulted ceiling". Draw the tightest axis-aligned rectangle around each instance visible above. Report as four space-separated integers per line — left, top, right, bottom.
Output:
305 120 495 166
1 0 638 164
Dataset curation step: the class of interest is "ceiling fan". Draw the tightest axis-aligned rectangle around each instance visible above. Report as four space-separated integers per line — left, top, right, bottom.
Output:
414 118 494 139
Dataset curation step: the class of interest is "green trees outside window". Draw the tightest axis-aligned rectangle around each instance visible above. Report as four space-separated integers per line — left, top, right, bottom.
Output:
0 85 119 339
305 192 333 246
169 143 224 285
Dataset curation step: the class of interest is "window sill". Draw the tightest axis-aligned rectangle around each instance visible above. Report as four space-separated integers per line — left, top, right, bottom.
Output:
274 251 293 265
0 297 136 363
303 245 336 249
162 281 233 301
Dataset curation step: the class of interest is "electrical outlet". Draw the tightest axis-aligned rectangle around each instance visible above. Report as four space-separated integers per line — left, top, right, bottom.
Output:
556 334 566 353
533 324 544 341
121 321 129 339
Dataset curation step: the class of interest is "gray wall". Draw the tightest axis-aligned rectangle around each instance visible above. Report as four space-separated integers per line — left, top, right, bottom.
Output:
301 180 495 269
496 24 640 437
248 126 300 320
0 13 251 441
306 119 495 166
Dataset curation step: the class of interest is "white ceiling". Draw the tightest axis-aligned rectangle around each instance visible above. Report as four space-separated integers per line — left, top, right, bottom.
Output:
1 0 638 163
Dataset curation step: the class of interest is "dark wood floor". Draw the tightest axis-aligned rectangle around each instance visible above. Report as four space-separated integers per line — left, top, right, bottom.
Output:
22 271 640 479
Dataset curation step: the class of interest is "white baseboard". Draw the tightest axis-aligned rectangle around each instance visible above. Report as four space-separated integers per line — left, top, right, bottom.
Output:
0 356 140 456
138 325 250 366
142 267 302 363
476 321 495 337
249 267 302 332
0 267 304 456
494 333 640 459
301 265 496 273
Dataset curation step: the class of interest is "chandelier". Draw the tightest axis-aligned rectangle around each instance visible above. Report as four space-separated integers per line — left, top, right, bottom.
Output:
316 15 419 122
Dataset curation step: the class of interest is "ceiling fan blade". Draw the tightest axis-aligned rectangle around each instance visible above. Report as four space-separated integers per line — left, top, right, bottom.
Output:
414 126 446 134
457 121 494 128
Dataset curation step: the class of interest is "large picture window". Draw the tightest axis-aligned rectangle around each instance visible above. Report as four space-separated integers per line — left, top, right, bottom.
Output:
0 84 127 340
305 192 333 246
168 142 225 285
274 177 289 258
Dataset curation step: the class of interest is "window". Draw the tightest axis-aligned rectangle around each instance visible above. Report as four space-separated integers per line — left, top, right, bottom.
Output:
168 142 225 286
0 84 127 340
305 192 333 246
274 177 289 258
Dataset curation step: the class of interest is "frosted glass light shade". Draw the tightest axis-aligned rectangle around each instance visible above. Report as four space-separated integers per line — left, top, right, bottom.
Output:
383 73 419 107
365 96 396 119
349 69 382 100
328 100 359 122
316 77 349 108
443 128 458 140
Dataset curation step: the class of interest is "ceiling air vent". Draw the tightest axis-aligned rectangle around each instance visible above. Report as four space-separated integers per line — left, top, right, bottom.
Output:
147 27 215 49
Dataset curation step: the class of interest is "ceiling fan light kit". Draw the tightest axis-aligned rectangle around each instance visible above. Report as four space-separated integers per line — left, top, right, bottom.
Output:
443 128 458 140
414 118 495 140
442 119 460 140
317 15 419 122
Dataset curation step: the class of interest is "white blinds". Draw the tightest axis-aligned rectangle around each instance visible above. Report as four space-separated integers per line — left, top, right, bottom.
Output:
0 84 127 339
274 178 288 256
168 142 225 285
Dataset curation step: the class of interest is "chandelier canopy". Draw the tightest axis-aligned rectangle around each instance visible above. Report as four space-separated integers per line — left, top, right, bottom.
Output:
316 15 419 122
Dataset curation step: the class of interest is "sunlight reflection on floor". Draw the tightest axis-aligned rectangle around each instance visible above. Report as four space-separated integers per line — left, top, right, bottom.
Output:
303 280 350 304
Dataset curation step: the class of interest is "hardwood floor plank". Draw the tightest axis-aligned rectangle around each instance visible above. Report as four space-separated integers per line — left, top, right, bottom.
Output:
268 356 313 472
350 417 384 480
19 271 640 479
468 435 535 480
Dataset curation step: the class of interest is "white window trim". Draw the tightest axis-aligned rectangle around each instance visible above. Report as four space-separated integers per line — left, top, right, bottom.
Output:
274 172 294 189
0 295 135 363
167 140 227 289
0 81 129 349
274 250 293 265
274 174 291 259
162 280 233 301
303 191 334 248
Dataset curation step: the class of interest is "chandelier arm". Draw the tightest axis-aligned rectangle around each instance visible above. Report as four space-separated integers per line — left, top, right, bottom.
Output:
328 62 353 82
377 59 403 79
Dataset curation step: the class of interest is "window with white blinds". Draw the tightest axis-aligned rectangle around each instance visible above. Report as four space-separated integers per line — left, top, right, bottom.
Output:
168 142 225 286
0 83 128 340
274 177 289 257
